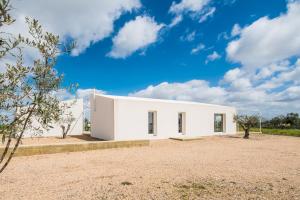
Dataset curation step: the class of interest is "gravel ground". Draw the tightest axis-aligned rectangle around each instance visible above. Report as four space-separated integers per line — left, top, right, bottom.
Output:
0 134 101 147
0 134 299 200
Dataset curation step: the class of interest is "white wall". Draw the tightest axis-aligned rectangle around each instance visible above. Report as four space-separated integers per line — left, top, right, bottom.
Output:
23 99 84 138
90 95 115 140
91 95 236 141
114 98 236 140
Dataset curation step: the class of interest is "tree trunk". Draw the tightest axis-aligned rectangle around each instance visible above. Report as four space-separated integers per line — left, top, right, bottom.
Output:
62 124 71 139
0 108 34 173
0 135 12 164
244 129 250 139
61 125 66 139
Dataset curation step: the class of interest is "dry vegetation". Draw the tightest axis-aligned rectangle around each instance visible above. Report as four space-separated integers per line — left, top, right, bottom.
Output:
0 134 299 200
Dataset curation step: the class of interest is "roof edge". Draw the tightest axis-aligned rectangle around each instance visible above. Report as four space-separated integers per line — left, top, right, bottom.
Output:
94 94 235 109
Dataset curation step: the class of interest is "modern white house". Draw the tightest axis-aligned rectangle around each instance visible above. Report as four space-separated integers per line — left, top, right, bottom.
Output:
90 94 237 141
23 99 84 138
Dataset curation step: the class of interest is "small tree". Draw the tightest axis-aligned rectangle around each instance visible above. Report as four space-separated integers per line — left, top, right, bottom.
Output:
59 103 76 139
60 112 75 139
84 118 91 131
285 113 299 129
0 0 75 173
234 115 259 139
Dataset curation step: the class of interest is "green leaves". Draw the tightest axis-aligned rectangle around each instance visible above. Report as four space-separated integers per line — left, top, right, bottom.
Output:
0 0 15 26
0 0 77 172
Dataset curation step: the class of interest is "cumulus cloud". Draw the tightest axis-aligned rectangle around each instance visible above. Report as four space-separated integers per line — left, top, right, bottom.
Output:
129 79 265 111
169 0 211 15
217 24 241 41
199 7 216 23
130 77 300 117
214 1 300 117
130 54 300 118
206 51 221 63
107 16 164 59
227 1 300 68
130 80 227 104
230 24 241 37
169 0 214 24
191 43 205 54
221 68 254 91
222 68 242 83
168 15 183 28
6 0 141 56
275 86 300 102
180 31 196 42
257 60 300 90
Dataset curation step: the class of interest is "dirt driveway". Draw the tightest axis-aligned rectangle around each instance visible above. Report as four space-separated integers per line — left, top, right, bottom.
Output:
0 134 299 200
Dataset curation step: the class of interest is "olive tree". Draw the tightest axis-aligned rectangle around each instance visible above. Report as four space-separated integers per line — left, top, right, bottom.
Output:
0 0 75 173
234 115 259 139
84 118 91 131
59 108 76 139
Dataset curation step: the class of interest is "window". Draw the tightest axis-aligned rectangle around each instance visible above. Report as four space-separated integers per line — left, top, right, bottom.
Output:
178 112 185 134
148 111 157 135
214 114 224 132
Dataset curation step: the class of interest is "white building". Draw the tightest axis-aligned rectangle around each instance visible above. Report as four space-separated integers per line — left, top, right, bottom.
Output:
90 94 237 141
23 99 84 138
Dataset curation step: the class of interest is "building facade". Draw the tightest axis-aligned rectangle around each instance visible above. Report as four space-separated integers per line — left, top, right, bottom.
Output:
91 94 237 140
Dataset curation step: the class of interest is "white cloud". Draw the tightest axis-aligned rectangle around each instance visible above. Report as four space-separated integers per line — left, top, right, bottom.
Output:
130 77 300 118
222 68 242 83
257 60 300 90
206 51 221 63
227 1 300 68
217 31 230 41
169 0 213 23
107 16 164 59
169 15 183 28
217 1 300 117
221 68 252 91
86 1 300 118
230 24 241 37
130 80 227 104
180 31 196 42
191 43 205 54
199 7 216 23
52 89 75 101
253 60 290 81
7 0 141 56
275 86 300 102
217 24 241 41
169 0 211 15
130 56 300 118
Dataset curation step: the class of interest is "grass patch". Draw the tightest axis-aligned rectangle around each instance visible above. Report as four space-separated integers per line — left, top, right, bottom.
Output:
251 128 300 137
175 182 209 200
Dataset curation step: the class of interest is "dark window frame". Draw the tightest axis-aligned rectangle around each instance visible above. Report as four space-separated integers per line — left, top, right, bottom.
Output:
178 112 185 133
148 111 157 135
214 114 224 132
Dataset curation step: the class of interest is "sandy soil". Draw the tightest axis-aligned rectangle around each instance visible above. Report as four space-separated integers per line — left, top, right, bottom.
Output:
0 134 299 200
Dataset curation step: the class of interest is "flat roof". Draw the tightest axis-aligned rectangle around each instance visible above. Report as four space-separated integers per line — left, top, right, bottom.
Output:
95 94 235 109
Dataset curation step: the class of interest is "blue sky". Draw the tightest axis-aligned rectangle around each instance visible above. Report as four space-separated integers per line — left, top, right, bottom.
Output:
56 0 287 94
4 0 300 117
